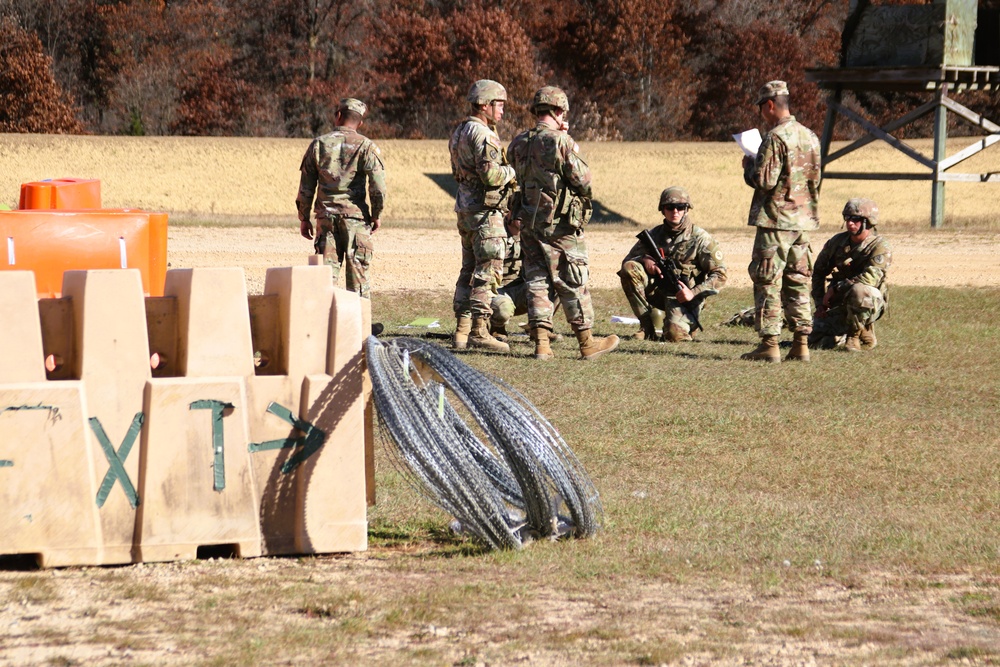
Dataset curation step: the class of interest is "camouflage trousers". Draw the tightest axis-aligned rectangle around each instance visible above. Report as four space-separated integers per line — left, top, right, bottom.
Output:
521 225 593 332
453 210 506 318
811 284 885 339
317 216 373 298
749 228 813 337
490 277 561 330
618 260 702 334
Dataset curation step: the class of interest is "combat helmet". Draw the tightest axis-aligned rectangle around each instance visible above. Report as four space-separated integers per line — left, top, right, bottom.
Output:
842 198 880 228
658 186 692 211
468 80 507 106
531 86 569 114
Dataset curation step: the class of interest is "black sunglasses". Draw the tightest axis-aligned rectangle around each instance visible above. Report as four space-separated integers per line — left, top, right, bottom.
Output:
663 204 689 212
844 215 866 223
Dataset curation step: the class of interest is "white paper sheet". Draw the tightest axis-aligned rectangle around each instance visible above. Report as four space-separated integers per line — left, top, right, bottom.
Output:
733 128 762 158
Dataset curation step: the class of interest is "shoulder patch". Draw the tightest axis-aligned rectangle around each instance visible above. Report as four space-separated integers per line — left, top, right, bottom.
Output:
873 254 884 264
486 135 502 149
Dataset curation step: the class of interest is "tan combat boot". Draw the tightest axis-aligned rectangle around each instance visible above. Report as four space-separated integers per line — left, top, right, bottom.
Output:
859 324 877 350
576 329 620 360
785 331 810 362
468 317 510 353
532 327 554 360
664 323 693 342
633 312 656 341
845 332 862 352
489 321 509 343
453 315 472 350
740 335 781 363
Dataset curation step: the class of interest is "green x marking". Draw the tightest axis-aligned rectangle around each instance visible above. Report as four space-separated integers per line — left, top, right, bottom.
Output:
91 412 144 509
247 402 326 474
189 400 234 491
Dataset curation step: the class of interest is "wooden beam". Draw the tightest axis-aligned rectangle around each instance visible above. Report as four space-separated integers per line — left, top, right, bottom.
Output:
823 99 937 165
831 100 935 169
822 172 933 180
938 134 1000 172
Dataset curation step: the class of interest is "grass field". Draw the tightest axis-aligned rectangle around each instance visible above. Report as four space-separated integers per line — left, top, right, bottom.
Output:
2 133 999 229
2 285 998 665
1 133 1000 665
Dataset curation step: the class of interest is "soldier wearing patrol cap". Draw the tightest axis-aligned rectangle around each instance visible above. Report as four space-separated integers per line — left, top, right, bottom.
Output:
297 97 386 300
507 85 619 361
810 198 892 352
449 79 517 353
740 79 822 363
618 186 727 342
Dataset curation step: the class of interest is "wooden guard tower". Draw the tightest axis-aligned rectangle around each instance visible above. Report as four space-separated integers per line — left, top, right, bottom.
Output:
806 0 1000 228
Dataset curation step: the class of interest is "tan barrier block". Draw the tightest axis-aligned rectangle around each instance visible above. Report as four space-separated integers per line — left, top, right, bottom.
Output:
62 269 150 565
246 375 299 555
293 288 366 553
295 373 367 553
246 266 337 554
163 268 254 378
0 272 45 383
134 378 262 562
0 383 103 567
361 296 375 505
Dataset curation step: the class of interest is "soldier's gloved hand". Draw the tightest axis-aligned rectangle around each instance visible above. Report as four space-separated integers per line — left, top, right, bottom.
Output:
300 219 314 240
641 256 661 277
370 218 381 234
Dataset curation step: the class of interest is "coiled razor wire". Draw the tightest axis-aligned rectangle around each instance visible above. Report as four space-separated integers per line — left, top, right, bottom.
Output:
366 336 603 550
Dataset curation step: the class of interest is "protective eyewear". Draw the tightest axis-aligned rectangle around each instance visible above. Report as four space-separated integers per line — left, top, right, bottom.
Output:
844 215 866 224
663 204 689 212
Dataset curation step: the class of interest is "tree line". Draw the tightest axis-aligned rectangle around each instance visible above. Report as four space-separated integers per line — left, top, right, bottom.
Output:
2 0 999 141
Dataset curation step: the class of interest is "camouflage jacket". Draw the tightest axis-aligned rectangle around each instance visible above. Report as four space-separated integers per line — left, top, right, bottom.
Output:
296 126 386 223
508 121 592 230
449 116 515 214
744 115 821 231
623 222 728 296
811 230 892 303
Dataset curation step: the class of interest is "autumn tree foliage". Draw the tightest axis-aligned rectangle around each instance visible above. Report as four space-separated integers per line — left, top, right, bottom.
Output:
6 0 999 140
0 16 82 133
367 2 543 138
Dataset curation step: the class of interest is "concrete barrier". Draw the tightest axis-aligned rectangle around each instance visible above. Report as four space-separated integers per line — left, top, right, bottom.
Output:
0 265 368 567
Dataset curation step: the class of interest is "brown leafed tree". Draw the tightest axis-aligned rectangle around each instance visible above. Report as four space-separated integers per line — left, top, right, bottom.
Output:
557 0 693 140
0 15 82 133
366 3 542 138
689 20 829 141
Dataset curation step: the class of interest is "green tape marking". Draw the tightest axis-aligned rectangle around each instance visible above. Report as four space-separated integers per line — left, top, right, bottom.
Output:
247 402 326 474
91 412 143 509
189 400 233 492
0 404 60 469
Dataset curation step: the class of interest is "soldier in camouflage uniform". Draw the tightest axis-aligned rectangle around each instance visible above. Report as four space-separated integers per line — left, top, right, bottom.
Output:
489 231 562 341
740 80 821 363
449 79 517 353
619 187 727 342
297 98 386 299
810 198 891 352
508 86 619 360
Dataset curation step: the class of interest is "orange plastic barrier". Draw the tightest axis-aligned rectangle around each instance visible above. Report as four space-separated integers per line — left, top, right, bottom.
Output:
19 178 102 210
0 209 168 297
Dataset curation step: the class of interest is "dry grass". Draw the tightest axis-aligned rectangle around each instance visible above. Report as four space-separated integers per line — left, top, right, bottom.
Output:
2 134 1000 664
2 133 998 229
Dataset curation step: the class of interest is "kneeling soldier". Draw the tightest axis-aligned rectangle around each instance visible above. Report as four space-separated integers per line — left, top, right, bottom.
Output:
618 187 727 341
810 198 892 351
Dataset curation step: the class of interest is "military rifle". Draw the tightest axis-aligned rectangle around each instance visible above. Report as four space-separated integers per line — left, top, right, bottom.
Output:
636 229 717 333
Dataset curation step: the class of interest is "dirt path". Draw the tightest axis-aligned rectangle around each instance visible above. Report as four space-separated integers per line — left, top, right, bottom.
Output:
168 226 1000 295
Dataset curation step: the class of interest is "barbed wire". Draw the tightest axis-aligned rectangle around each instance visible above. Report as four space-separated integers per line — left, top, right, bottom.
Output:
366 336 603 550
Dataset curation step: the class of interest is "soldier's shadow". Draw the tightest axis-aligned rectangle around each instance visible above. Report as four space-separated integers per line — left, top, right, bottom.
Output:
423 173 639 225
